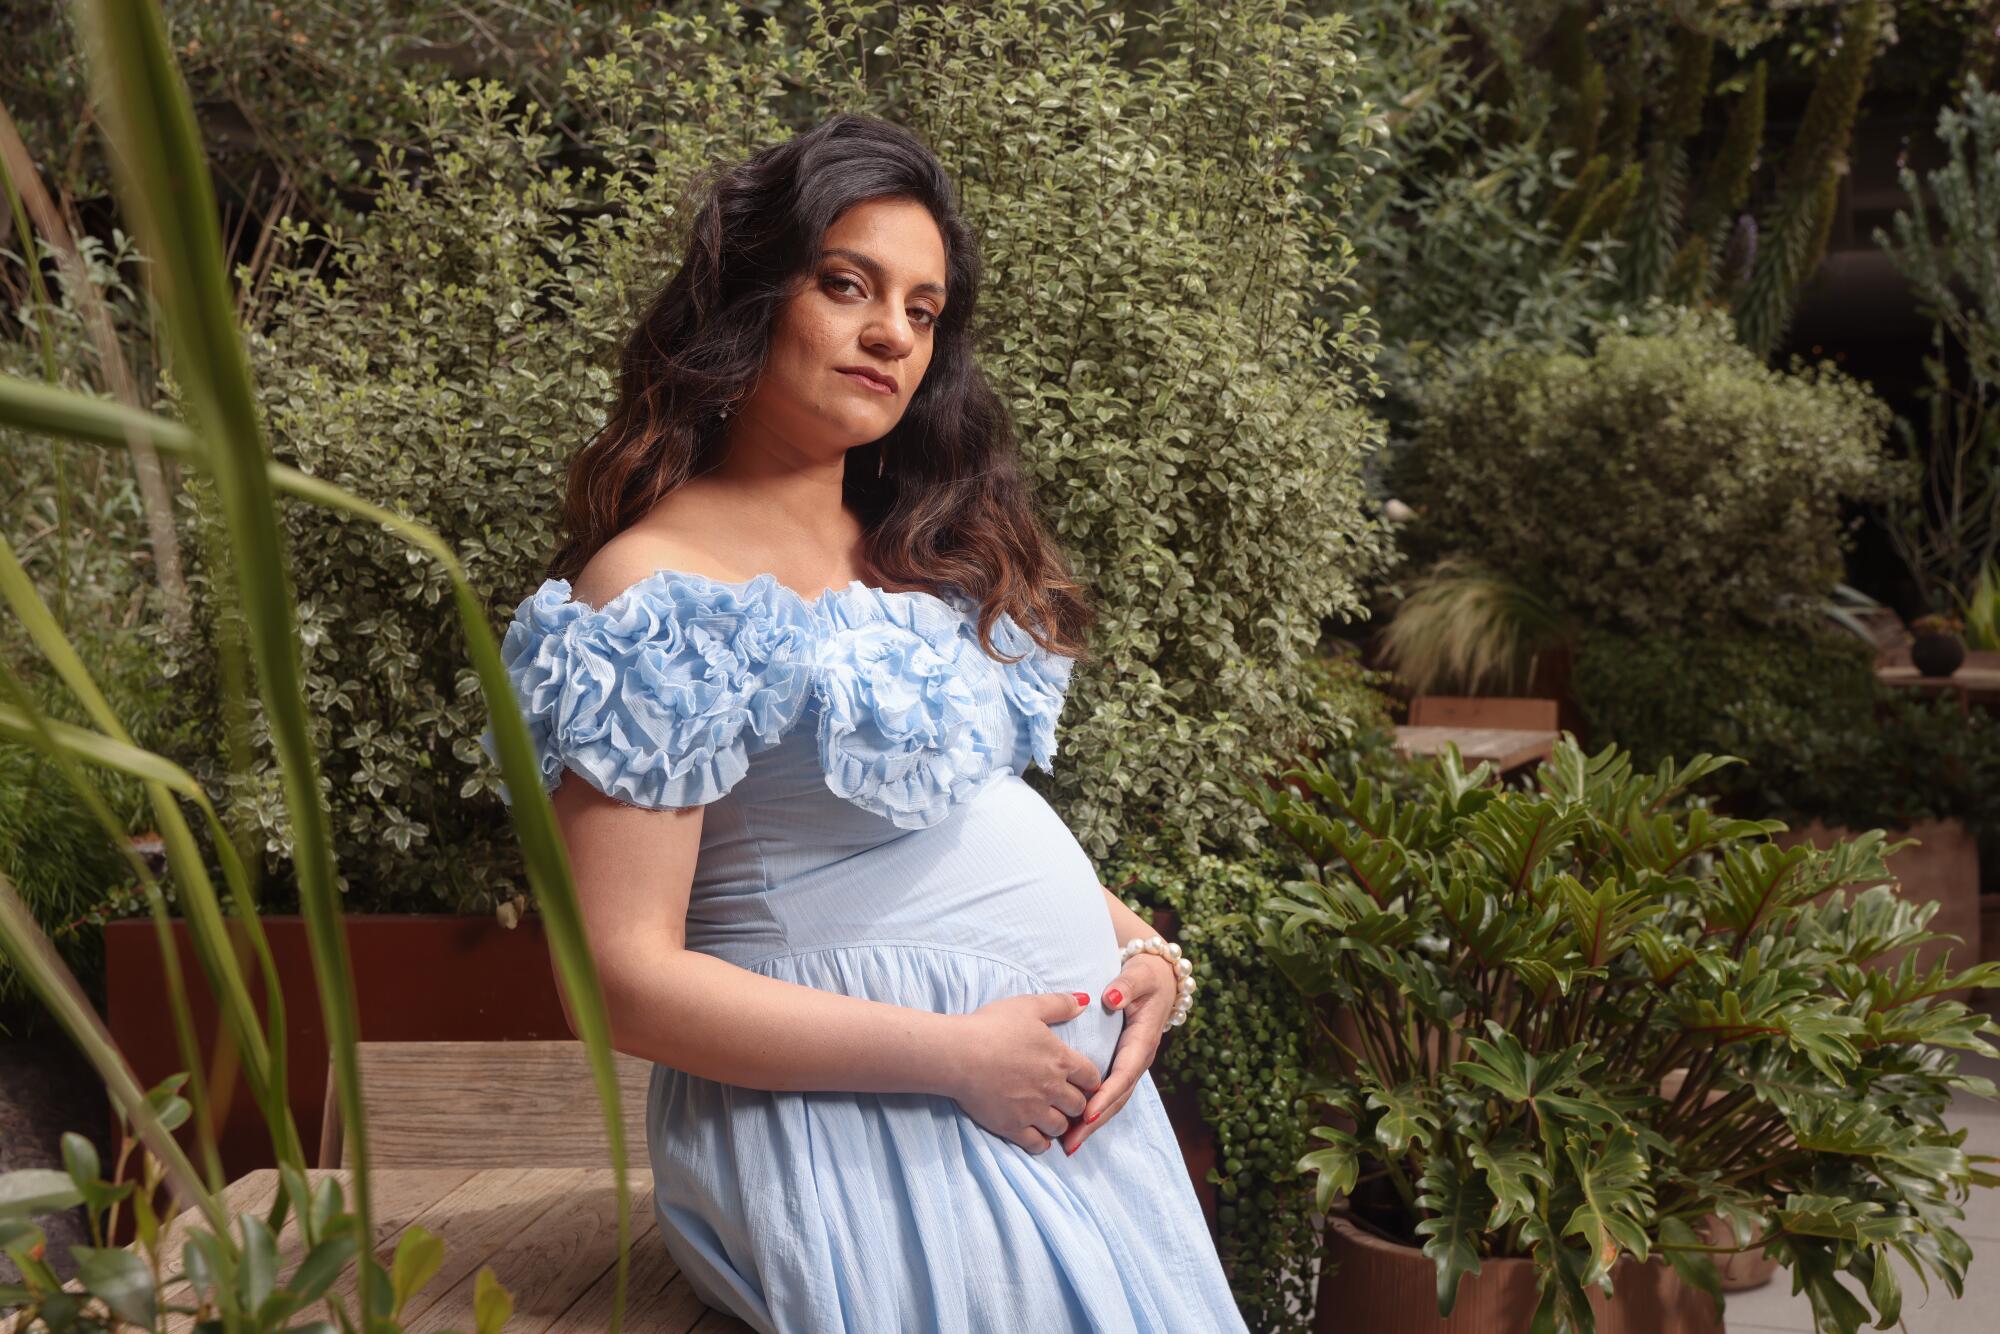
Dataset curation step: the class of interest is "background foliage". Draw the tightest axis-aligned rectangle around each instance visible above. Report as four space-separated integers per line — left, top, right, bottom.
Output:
1573 626 2000 876
1390 307 1896 637
125 1 1393 913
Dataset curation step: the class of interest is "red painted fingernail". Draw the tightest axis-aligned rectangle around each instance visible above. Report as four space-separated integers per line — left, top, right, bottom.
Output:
1086 1110 1100 1124
1072 991 1090 1006
1064 1141 1075 1155
1105 988 1123 1006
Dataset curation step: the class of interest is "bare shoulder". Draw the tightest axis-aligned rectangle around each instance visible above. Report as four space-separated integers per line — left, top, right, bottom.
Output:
570 492 732 611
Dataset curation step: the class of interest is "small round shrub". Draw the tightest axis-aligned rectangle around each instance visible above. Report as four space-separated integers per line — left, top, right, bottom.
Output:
1394 306 1898 635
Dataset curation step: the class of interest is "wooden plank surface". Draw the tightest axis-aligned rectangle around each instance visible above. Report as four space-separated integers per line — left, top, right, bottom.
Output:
1877 660 2000 706
5 1168 754 1334
1392 725 1558 772
335 1041 655 1172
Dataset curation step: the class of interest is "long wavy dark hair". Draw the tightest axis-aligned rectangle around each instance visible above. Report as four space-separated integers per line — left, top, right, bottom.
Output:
546 112 1095 664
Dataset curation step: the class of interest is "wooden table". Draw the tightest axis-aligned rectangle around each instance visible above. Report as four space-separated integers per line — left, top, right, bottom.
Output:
1877 651 2000 712
3 1168 755 1333
1393 725 1559 774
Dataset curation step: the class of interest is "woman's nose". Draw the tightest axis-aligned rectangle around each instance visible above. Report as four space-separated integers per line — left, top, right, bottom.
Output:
863 312 916 356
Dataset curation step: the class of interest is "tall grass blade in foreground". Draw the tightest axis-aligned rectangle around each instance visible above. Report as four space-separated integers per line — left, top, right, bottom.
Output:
0 0 636 1324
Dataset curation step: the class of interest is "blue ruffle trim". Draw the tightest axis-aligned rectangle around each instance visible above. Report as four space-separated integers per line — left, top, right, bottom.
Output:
478 570 1076 829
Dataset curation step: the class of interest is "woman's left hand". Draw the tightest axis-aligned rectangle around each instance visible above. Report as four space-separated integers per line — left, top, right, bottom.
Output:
1060 950 1179 1155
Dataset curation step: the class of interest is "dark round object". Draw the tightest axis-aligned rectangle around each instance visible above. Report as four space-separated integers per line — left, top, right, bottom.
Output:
1911 632 1966 678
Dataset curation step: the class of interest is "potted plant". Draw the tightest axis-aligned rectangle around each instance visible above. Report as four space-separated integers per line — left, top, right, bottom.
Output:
1908 612 1968 678
1241 737 1999 1334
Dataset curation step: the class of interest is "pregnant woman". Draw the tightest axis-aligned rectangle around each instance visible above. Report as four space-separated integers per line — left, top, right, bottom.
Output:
481 111 1247 1333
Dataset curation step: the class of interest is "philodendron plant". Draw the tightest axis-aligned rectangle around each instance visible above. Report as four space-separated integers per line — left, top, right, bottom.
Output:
1242 737 2000 1334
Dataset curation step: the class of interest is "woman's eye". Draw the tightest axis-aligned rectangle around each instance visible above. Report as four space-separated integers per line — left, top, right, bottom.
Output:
825 274 937 329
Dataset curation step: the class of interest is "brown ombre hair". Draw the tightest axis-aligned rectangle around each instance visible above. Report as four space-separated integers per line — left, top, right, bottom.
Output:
545 112 1095 664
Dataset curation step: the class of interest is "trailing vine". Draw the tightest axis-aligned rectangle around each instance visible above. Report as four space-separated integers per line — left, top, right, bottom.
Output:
1099 832 1321 1333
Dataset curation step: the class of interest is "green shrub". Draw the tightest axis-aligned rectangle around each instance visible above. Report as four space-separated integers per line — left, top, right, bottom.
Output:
1393 307 1897 636
1 0 665 230
0 242 185 1028
1572 626 2000 837
1571 625 1878 774
0 618 185 1037
0 741 123 1035
141 1 1387 913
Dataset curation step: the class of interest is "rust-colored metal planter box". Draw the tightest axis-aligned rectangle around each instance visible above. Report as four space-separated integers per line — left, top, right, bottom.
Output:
103 913 573 1188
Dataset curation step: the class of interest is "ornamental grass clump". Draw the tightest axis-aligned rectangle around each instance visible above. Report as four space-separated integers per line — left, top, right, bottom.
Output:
1243 738 2000 1334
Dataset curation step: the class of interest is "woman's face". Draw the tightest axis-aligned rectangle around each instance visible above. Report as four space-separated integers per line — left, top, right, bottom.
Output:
742 195 948 455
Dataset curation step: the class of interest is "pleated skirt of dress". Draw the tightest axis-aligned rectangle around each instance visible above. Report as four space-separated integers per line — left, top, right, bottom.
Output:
645 943 1252 1334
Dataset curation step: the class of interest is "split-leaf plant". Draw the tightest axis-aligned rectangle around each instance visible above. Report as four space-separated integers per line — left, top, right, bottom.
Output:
1242 737 2000 1333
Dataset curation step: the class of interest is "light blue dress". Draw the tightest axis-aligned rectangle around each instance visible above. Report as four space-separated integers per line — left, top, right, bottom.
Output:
481 568 1249 1334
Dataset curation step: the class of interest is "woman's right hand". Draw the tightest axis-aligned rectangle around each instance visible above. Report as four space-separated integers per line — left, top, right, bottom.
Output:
944 992 1103 1154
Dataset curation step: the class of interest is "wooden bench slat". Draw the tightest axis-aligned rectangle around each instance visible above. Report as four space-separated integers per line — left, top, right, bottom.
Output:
329 1041 654 1173
404 1170 654 1333
541 1217 697 1334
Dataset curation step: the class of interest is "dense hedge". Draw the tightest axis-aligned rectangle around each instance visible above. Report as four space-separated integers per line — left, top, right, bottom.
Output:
140 1 1388 911
1572 625 2000 841
1571 624 1880 782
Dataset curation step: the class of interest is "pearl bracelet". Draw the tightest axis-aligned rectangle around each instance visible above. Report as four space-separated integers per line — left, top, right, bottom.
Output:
1118 933 1198 1028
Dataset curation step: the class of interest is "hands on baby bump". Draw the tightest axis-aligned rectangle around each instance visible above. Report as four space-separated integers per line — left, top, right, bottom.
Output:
947 991 1101 1154
946 950 1182 1156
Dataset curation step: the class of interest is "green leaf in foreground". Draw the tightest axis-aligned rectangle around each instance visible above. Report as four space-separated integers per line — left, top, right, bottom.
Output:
392 1223 447 1316
475 1264 516 1334
71 1245 157 1327
0 1170 83 1219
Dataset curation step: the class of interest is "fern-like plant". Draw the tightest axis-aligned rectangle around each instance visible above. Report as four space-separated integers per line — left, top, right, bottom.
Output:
1241 736 1999 1333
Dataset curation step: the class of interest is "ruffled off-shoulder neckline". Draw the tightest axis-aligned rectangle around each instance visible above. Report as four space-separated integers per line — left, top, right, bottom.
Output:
479 565 1076 829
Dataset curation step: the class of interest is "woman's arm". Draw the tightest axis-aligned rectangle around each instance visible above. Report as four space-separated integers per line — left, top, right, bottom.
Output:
1097 884 1180 1001
551 771 966 1098
1100 883 1159 948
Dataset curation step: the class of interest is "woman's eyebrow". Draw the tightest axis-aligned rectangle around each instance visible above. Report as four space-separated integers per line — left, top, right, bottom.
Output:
822 246 947 301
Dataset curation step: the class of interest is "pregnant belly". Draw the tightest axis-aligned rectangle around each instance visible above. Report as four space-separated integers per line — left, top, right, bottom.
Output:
708 773 1132 1080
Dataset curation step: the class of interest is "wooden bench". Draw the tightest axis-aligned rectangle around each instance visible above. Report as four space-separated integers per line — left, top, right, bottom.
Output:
4 1041 755 1332
317 1038 654 1172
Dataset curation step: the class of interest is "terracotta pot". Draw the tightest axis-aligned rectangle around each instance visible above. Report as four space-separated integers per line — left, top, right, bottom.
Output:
1658 1070 1779 1293
1696 1215 1777 1293
1314 1212 1724 1334
1771 817 1982 1001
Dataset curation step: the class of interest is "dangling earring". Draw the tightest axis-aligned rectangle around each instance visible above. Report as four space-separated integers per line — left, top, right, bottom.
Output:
718 389 744 421
877 441 887 478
